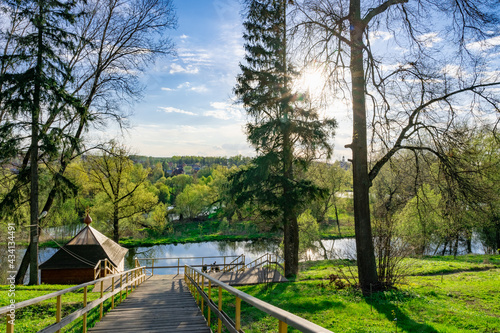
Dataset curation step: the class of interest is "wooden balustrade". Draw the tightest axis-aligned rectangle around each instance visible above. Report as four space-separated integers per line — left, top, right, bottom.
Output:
135 255 245 275
185 265 333 333
1 266 146 333
93 258 119 280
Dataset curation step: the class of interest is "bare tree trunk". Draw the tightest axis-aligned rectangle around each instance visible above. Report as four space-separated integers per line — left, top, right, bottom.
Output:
453 235 459 258
441 240 448 256
496 221 500 255
319 239 329 260
334 204 341 237
113 204 119 243
14 247 29 285
348 0 379 294
29 5 44 285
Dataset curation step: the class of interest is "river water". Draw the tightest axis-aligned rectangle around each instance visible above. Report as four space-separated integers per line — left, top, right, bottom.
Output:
1 238 356 282
1 235 488 283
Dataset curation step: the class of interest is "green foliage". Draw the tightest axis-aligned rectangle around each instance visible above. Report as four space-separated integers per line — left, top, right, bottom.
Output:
84 142 157 241
175 183 213 220
0 0 84 216
396 184 445 255
166 174 193 200
297 209 321 260
306 161 352 224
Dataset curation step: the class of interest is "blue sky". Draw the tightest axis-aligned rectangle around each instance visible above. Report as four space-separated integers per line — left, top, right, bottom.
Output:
118 0 250 157
114 0 352 160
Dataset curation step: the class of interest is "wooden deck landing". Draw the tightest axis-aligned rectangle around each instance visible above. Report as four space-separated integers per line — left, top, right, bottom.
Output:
93 267 287 293
208 267 288 286
89 275 211 333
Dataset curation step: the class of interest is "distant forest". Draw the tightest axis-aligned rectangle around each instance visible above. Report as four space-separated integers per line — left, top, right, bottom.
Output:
130 155 253 173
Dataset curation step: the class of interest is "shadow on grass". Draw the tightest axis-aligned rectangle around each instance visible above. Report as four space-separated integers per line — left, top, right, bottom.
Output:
365 291 438 333
221 282 346 330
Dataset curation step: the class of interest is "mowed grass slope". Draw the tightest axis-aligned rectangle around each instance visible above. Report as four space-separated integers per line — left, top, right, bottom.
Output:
2 255 499 332
217 255 500 333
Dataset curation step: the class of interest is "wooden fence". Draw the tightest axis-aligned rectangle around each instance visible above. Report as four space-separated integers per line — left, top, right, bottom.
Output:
1 266 146 333
184 265 333 333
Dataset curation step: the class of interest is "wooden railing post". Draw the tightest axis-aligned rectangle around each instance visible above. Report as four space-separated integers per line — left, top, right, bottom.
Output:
279 320 287 333
6 315 14 333
235 297 241 331
218 286 222 333
201 275 205 315
120 274 123 302
152 259 155 275
56 295 62 333
208 280 212 327
125 272 129 297
112 277 115 309
83 286 88 333
196 272 200 305
99 280 104 320
178 258 180 275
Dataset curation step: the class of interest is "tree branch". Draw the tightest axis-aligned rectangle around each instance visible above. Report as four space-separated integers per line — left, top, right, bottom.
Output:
362 0 409 26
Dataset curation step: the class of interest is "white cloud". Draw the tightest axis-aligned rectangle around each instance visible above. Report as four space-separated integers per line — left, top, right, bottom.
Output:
177 82 191 89
204 101 244 120
158 106 196 116
369 31 393 41
122 122 253 157
170 63 199 74
417 32 442 48
190 85 209 93
441 64 462 78
180 34 189 39
175 82 208 93
161 87 174 91
467 35 500 51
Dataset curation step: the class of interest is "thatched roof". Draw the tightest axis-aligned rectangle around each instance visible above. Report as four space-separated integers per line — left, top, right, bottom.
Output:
40 225 128 270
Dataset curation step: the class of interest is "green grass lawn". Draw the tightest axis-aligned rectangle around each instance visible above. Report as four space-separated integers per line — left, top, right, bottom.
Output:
3 255 499 332
212 255 500 333
0 284 127 333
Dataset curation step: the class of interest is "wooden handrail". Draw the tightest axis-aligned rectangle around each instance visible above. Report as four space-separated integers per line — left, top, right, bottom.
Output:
1 266 147 333
136 255 242 261
245 253 284 273
185 265 333 333
94 259 119 280
222 254 245 272
135 255 246 274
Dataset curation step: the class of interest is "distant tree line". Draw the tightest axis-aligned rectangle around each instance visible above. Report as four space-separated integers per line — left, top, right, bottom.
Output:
129 155 253 174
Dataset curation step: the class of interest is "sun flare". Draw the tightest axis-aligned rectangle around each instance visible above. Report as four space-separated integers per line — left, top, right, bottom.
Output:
296 67 326 100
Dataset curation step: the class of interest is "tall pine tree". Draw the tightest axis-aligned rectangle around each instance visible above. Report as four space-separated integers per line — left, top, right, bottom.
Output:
233 0 336 277
0 0 84 284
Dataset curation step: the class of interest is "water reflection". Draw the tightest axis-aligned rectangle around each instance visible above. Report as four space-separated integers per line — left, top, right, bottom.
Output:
126 239 281 274
2 235 488 283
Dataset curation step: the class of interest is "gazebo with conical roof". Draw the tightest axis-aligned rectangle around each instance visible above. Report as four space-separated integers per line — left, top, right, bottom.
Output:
40 214 128 284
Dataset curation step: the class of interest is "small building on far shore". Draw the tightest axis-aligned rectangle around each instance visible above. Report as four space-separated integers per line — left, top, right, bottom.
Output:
39 214 128 284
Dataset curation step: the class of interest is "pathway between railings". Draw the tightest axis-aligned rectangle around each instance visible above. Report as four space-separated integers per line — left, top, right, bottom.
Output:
89 275 210 333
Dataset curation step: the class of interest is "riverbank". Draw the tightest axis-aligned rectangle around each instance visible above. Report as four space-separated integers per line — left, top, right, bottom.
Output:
39 218 355 248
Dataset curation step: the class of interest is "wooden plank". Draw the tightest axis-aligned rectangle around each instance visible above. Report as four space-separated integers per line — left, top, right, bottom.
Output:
88 275 211 333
